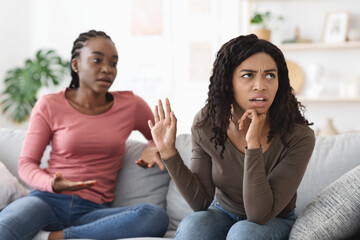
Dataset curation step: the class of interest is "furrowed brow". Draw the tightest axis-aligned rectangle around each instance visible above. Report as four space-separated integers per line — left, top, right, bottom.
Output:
240 69 257 73
264 69 277 72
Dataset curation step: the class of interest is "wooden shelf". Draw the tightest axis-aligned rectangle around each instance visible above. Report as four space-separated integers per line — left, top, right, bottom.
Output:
279 41 360 51
297 96 360 103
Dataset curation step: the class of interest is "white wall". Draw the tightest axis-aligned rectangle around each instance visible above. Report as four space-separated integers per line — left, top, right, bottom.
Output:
248 0 360 134
0 0 239 141
0 0 32 130
1 0 360 140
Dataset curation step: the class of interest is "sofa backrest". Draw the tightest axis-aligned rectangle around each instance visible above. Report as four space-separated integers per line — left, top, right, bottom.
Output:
296 132 360 214
110 139 171 209
1 128 359 229
0 128 51 188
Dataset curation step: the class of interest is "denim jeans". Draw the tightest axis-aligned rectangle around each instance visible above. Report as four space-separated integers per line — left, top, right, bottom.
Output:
0 190 169 240
175 200 297 240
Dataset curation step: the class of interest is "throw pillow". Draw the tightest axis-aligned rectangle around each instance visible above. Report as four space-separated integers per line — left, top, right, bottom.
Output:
0 161 29 210
289 165 360 240
111 140 171 209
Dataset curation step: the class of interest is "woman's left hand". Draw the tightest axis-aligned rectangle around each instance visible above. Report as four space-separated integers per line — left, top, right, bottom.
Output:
238 109 267 149
136 144 165 171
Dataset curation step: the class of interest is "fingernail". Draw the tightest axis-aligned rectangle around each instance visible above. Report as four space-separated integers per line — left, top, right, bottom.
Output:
91 182 96 186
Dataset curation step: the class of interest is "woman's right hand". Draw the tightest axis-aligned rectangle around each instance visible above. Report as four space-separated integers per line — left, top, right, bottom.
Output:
148 98 177 160
52 172 96 193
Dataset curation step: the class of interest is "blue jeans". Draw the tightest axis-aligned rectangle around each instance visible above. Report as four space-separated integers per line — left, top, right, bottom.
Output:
175 200 297 240
0 190 169 240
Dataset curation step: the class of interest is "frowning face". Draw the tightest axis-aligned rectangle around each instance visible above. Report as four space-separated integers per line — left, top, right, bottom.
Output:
232 52 279 115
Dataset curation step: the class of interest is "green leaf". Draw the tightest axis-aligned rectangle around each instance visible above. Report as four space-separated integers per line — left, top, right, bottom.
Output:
1 48 69 123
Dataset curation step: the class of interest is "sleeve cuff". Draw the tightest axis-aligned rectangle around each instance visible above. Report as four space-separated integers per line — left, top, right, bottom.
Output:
160 150 182 166
245 146 262 155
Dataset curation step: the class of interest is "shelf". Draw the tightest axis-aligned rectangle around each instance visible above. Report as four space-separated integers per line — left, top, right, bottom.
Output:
297 96 360 103
279 41 360 51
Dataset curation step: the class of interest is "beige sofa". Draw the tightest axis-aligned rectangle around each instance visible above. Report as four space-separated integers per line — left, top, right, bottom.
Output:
0 128 359 239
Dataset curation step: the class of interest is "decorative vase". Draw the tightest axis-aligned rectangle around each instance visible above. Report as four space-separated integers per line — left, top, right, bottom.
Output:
317 118 339 137
252 28 271 41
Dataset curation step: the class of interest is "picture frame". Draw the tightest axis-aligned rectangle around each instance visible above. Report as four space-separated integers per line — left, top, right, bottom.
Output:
322 11 349 43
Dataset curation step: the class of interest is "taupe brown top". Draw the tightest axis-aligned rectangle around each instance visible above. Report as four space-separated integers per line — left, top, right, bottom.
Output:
163 110 315 224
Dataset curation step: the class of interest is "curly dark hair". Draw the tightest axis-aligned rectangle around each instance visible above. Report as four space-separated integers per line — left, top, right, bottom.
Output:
69 30 113 89
199 34 312 157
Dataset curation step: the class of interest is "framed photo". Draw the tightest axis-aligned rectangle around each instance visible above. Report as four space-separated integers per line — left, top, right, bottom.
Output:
322 11 349 43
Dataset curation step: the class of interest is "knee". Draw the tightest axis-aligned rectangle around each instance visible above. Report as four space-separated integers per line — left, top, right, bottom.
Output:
0 196 53 230
136 204 169 237
176 213 196 234
0 196 46 221
175 210 228 240
175 214 202 240
227 221 262 240
176 212 204 232
143 204 169 223
226 220 292 240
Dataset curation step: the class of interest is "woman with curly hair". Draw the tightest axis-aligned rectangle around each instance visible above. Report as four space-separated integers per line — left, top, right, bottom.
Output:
148 34 315 239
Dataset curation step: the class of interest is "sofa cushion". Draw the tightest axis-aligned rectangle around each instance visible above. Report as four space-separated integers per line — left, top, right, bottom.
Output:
166 134 194 232
0 128 28 182
0 128 51 189
289 165 360 240
111 140 171 209
0 161 29 210
296 133 360 215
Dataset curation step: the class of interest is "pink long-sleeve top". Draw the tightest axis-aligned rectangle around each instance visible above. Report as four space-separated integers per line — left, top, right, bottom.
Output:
18 89 154 204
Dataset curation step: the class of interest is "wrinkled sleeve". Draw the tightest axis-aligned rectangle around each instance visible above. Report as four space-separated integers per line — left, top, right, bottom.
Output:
18 98 54 192
163 115 215 211
243 127 315 224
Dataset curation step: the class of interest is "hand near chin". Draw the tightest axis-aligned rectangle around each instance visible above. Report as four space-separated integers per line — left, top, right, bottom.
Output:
238 109 267 149
52 172 96 193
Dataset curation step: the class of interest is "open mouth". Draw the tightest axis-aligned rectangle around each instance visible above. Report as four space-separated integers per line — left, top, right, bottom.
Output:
250 98 267 102
98 78 111 83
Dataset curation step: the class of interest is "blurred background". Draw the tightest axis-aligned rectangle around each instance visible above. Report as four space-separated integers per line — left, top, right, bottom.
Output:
1 0 360 141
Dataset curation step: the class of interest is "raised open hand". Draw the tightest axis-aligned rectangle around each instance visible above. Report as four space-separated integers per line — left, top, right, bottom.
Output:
148 98 177 160
52 172 96 193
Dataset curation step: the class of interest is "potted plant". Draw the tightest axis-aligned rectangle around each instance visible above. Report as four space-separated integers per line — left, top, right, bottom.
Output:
1 49 69 123
250 11 284 41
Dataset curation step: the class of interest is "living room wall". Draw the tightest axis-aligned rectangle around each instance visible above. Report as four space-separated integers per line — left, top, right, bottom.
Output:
0 0 239 141
249 0 360 136
0 0 33 130
1 0 360 140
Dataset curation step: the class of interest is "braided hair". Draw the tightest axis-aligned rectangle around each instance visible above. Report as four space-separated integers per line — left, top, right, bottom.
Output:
199 34 312 157
69 30 113 89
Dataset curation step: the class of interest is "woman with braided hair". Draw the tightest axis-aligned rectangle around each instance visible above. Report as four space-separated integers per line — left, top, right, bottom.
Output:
148 34 315 239
0 30 169 240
